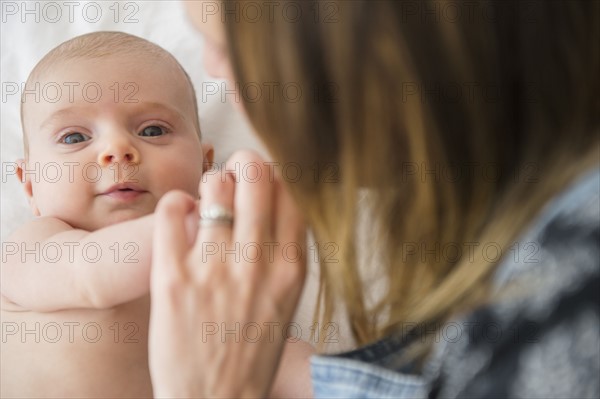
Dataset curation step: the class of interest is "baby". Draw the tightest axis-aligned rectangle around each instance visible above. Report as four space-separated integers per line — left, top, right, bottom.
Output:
1 31 314 399
0 32 213 397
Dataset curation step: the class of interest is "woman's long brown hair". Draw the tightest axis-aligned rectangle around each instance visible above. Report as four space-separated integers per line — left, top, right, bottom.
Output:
223 0 599 357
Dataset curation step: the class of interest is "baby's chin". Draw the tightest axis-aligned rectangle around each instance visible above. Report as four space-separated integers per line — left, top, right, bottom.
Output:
103 209 154 226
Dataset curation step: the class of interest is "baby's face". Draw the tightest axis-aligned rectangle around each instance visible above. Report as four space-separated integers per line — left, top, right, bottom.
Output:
20 54 211 231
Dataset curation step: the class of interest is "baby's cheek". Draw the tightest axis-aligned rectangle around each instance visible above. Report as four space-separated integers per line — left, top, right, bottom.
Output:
29 182 59 215
160 166 202 198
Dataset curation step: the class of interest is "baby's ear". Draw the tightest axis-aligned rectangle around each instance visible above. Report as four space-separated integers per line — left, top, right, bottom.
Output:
201 143 215 173
16 158 40 216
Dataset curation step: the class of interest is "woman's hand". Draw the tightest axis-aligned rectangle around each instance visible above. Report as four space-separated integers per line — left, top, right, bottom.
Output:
148 151 307 398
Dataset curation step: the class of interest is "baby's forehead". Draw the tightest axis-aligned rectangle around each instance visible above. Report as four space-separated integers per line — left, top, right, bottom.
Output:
24 32 196 98
33 50 184 83
23 52 196 116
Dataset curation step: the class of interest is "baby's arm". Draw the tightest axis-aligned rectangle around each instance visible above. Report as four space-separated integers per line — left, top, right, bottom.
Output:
1 214 155 312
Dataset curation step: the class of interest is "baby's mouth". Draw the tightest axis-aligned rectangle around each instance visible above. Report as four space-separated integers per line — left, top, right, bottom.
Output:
101 183 148 201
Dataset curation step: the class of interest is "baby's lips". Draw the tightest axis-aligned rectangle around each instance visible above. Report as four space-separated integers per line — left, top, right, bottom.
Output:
101 182 146 195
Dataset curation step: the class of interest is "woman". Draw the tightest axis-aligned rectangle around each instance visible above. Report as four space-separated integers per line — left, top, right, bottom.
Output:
148 1 599 397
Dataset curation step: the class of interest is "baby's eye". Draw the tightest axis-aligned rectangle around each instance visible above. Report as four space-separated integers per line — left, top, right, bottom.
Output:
139 125 167 137
61 132 90 144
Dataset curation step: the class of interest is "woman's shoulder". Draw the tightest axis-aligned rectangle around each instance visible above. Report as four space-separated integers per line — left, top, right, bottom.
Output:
493 167 599 290
309 169 599 399
430 168 600 398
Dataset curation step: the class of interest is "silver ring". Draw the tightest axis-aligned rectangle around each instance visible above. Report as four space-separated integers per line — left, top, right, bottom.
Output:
200 204 234 227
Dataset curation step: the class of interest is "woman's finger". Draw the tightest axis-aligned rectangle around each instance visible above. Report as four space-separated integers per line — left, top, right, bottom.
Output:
195 166 236 263
274 178 306 257
228 150 274 245
152 190 197 284
269 179 308 305
184 200 200 246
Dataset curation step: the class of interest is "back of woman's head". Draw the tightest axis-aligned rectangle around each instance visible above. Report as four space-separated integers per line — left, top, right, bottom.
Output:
224 0 599 349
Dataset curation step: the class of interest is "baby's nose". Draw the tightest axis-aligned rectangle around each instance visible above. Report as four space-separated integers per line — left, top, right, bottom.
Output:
98 137 140 167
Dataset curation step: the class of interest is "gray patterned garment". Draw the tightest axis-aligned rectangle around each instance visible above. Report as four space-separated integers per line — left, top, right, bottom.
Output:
311 168 600 398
